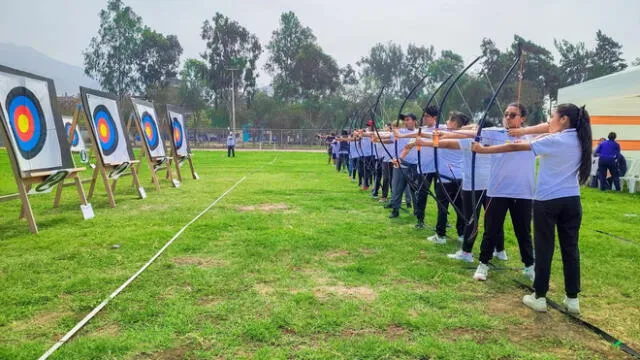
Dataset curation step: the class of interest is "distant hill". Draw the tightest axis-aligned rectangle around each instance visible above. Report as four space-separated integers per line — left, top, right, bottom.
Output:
0 42 100 96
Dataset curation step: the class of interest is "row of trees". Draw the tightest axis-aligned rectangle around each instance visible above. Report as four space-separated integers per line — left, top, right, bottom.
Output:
83 0 637 130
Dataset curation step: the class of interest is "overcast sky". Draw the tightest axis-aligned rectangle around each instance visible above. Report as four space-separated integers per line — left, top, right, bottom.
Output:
2 0 639 86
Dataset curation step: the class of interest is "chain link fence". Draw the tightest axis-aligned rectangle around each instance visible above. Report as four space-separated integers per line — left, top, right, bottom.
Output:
0 128 336 151
187 128 335 150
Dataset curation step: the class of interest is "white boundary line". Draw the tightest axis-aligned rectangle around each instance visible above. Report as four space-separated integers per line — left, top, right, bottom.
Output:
38 176 247 360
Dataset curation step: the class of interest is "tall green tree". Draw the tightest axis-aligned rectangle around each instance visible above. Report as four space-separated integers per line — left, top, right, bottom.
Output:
137 28 183 98
554 39 590 86
265 11 316 101
83 0 144 98
587 30 627 80
179 59 211 134
291 43 341 100
200 13 262 107
357 42 405 96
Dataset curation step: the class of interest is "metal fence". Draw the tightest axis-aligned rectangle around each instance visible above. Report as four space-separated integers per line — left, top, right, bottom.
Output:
187 128 335 150
0 128 336 151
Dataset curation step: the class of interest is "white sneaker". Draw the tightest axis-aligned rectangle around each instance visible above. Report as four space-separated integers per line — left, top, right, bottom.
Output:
447 250 473 263
473 263 489 281
523 293 547 312
457 235 464 243
493 250 508 261
563 297 581 315
522 265 535 282
428 234 447 244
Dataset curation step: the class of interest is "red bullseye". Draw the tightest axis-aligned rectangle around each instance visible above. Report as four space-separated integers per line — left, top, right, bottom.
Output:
13 105 35 142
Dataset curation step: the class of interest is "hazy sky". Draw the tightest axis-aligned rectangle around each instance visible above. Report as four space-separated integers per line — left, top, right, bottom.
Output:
2 0 639 86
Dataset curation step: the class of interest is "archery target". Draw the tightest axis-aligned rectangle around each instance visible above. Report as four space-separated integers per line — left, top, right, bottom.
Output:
62 116 86 152
83 92 131 165
168 110 189 157
0 69 66 172
132 100 165 158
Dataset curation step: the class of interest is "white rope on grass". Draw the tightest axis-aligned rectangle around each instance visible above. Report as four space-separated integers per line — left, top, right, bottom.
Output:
38 176 247 360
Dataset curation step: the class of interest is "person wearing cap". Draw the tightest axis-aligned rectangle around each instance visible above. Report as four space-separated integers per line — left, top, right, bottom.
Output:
227 132 236 157
388 113 418 218
394 105 442 229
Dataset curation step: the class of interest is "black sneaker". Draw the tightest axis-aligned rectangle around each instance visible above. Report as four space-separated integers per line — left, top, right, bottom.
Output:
415 221 425 229
389 210 399 218
406 203 412 209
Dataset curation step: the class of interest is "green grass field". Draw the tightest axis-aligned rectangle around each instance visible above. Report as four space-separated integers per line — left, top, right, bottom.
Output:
1 150 639 359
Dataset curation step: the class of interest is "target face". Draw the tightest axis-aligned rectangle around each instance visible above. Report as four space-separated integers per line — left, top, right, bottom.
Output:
131 99 165 158
0 67 70 173
167 108 189 157
141 111 160 150
65 123 80 147
6 87 47 159
92 105 119 156
172 118 184 149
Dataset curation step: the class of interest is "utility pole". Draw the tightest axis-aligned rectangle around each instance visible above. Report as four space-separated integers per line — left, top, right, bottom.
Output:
226 67 239 136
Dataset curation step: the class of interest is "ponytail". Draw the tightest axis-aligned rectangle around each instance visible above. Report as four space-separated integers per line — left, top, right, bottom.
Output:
556 103 593 184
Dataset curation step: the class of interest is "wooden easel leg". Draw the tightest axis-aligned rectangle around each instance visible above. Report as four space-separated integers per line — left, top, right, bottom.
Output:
100 166 117 208
175 157 184 182
73 174 89 205
53 182 64 208
18 182 38 233
112 178 119 193
188 157 198 179
130 166 145 199
88 167 99 200
151 170 161 192
166 165 176 187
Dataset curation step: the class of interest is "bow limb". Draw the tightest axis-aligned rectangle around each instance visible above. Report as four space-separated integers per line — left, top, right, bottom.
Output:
470 46 523 235
432 56 484 224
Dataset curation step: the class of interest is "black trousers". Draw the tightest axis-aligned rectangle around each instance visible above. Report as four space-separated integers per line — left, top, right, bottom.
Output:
435 180 464 237
227 146 235 157
533 196 582 298
382 162 392 198
414 173 435 222
350 158 359 179
358 156 374 187
461 190 505 253
598 157 620 191
372 159 384 196
336 153 349 172
479 197 534 266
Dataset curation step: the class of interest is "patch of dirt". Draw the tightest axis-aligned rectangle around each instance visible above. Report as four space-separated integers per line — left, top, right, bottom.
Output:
359 248 377 256
237 203 289 212
133 345 190 360
443 327 488 344
484 293 621 359
341 325 407 339
172 256 227 268
10 310 72 332
197 296 222 307
313 285 377 302
92 323 120 337
255 283 274 295
325 250 350 259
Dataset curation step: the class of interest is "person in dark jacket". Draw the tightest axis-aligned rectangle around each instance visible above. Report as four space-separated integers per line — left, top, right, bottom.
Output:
595 132 621 191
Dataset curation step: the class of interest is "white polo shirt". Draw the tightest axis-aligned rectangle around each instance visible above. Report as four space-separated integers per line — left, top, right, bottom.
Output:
349 140 360 158
482 127 536 199
458 138 491 191
435 147 463 183
530 129 581 201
